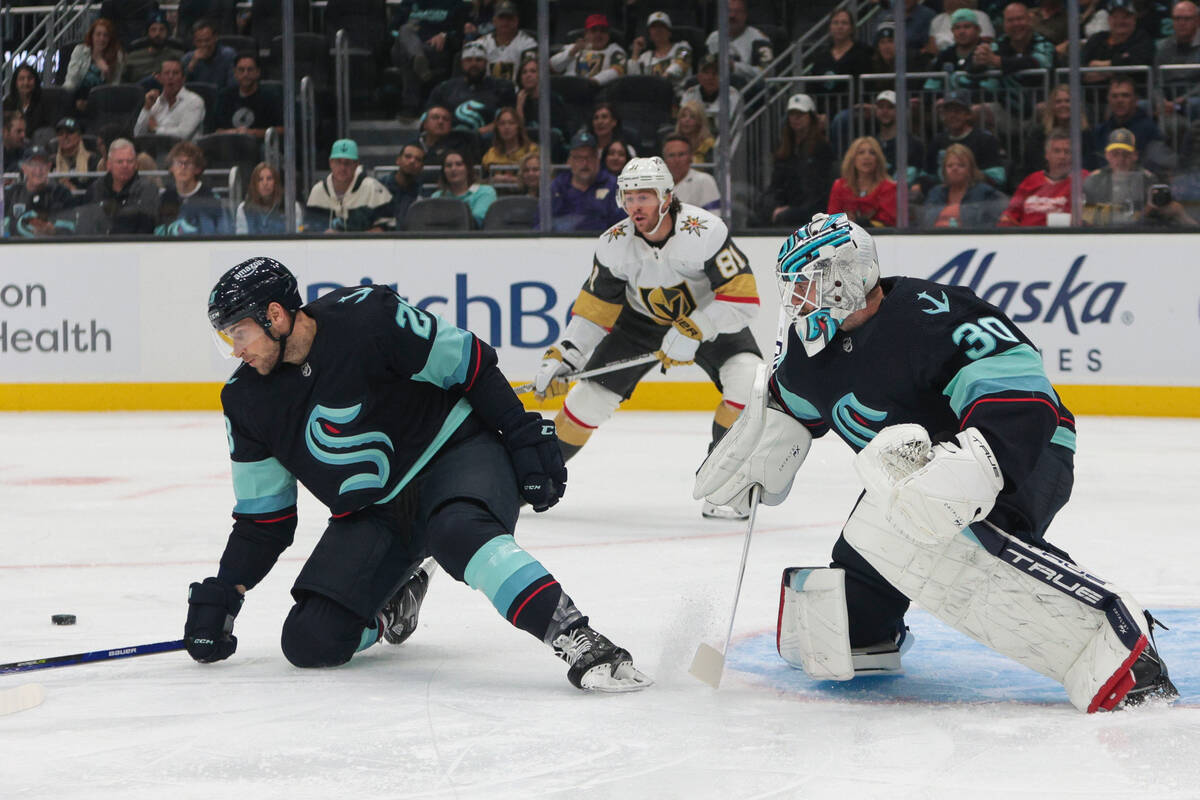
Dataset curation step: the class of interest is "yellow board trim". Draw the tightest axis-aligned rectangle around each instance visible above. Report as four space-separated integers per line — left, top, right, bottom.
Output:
2 382 1198 417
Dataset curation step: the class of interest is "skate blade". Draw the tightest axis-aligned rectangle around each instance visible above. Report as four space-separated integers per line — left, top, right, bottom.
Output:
579 661 653 693
688 642 725 688
701 503 749 521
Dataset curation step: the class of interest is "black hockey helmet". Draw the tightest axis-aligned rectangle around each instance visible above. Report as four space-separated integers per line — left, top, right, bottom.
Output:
207 257 302 333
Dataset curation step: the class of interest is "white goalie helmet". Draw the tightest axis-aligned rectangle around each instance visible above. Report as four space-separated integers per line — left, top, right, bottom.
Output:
616 156 674 209
776 212 880 358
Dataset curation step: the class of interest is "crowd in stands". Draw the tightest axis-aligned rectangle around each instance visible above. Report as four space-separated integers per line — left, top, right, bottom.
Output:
5 0 1200 238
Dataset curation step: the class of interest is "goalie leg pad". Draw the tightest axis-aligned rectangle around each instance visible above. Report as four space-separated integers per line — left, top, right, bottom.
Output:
843 494 1152 713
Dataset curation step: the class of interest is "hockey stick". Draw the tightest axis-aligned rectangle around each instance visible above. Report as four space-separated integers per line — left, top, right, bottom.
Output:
0 639 185 675
0 684 45 716
512 353 660 395
689 485 762 688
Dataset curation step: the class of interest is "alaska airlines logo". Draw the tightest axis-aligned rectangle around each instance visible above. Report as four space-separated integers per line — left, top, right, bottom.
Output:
831 393 887 450
928 250 1125 335
304 404 394 495
641 282 697 323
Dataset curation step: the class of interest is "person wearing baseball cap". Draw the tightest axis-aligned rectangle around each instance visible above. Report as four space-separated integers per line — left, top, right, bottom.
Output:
929 2 995 51
550 128 625 231
550 12 628 85
474 0 538 83
4 145 77 238
1081 0 1156 81
765 92 834 226
304 138 396 233
53 116 101 188
679 52 744 128
922 87 1006 196
1081 127 1156 226
629 11 693 92
426 38 517 136
872 90 926 186
924 7 1002 97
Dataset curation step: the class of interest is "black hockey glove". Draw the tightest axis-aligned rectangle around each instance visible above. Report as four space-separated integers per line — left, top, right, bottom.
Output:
502 411 568 512
184 577 244 663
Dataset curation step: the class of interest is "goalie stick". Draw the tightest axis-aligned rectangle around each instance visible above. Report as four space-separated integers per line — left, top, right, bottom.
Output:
512 353 660 395
0 639 185 675
0 683 45 716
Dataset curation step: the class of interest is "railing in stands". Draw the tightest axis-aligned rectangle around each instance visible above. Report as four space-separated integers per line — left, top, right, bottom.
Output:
1 0 94 89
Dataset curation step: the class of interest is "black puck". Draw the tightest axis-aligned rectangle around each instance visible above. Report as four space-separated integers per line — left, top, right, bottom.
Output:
51 614 77 625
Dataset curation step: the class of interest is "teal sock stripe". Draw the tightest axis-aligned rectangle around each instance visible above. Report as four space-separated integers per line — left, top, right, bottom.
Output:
356 619 380 653
464 535 550 618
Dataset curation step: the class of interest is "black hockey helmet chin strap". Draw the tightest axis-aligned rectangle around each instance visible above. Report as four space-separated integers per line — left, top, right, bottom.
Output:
258 307 295 374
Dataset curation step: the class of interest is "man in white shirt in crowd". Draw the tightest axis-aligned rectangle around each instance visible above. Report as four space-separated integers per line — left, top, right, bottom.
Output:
134 57 205 140
662 134 719 210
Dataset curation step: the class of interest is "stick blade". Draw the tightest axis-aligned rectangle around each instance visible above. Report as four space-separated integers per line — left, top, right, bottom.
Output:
0 683 45 716
689 642 726 688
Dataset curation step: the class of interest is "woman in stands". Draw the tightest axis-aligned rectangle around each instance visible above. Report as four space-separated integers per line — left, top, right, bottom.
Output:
673 101 714 163
602 139 633 176
236 162 303 235
519 151 540 198
3 65 53 135
920 143 1008 228
588 102 631 155
1023 83 1096 177
481 106 538 189
514 55 567 142
764 93 834 226
432 148 497 227
827 135 898 227
808 9 874 97
65 18 126 113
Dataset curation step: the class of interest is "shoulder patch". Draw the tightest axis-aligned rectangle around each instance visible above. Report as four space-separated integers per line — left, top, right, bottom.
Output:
603 221 629 242
679 214 709 236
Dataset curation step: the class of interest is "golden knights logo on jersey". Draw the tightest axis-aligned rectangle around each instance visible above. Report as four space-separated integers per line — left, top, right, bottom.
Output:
680 215 708 236
641 282 698 324
604 222 629 243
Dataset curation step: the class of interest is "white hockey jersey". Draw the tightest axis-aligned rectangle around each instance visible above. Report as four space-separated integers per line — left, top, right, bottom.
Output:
550 42 627 85
479 30 538 83
572 204 758 336
629 42 692 92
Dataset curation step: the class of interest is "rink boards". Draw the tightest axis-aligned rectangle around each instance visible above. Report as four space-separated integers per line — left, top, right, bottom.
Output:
0 232 1197 415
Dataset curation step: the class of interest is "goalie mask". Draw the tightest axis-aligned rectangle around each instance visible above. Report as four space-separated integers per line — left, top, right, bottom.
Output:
776 213 879 358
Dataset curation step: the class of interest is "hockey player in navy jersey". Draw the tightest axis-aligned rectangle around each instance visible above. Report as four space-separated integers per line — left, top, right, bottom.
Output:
695 213 1177 712
185 257 650 692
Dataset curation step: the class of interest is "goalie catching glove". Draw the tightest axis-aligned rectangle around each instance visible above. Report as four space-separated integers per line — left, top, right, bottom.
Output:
655 309 714 370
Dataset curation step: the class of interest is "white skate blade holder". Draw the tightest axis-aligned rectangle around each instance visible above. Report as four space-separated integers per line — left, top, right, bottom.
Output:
579 661 654 693
0 683 45 716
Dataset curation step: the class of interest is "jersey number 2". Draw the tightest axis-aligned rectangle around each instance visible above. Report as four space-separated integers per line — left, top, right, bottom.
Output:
394 301 432 339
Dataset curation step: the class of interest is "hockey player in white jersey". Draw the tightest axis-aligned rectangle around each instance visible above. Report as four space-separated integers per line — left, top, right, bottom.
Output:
694 213 1177 712
533 157 763 519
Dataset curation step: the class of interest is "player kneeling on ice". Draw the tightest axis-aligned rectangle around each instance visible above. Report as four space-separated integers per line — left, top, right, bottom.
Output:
186 257 650 692
694 213 1177 712
532 156 764 520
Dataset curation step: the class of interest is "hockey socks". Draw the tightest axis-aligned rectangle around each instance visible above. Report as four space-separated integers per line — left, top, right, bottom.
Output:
463 535 584 642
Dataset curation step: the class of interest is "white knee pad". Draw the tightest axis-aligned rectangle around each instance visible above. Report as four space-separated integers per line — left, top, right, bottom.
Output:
717 352 760 408
562 380 623 429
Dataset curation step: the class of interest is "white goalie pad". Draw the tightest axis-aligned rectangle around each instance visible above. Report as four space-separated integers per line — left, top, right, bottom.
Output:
694 364 812 508
843 493 1152 713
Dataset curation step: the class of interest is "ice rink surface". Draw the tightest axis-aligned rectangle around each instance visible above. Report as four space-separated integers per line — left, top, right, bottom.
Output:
2 410 1198 799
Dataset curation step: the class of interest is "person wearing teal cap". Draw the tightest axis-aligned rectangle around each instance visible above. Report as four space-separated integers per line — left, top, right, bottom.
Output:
305 139 396 233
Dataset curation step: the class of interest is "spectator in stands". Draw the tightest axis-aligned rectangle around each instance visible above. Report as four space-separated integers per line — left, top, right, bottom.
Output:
135 58 205 140
550 129 624 232
871 0 938 65
155 139 230 235
514 54 568 140
519 151 540 197
603 139 633 176
390 0 471 118
998 129 1086 226
477 1 537 83
673 101 715 163
976 3 1055 80
920 142 1008 227
662 134 720 211
680 53 743 131
235 162 303 234
1033 0 1069 44
1082 128 1157 225
99 0 161 50
81 137 160 234
381 143 427 227
704 0 774 82
178 0 238 43
182 19 236 91
123 12 183 84
53 117 102 192
3 111 28 170
869 22 901 72
65 18 127 112
589 103 631 156
930 0 996 50
550 14 627 86
1023 83 1096 176
808 8 875 99
481 106 538 188
1157 2 1200 125
3 147 78 238
827 136 898 227
3 65 53 135
431 148 496 227
629 11 693 94
1081 0 1156 82
871 90 925 187
214 53 280 140
924 9 1003 96
1092 76 1166 169
764 93 834 226
413 104 480 165
305 139 396 233
924 89 1006 195
428 41 517 137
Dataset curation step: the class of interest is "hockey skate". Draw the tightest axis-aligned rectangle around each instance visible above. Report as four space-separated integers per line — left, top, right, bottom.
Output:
850 628 914 676
552 625 653 692
380 566 431 645
1117 613 1179 709
701 500 750 521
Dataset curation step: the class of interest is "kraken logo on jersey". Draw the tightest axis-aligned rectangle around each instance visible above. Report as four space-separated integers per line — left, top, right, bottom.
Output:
641 282 698 324
679 215 708 236
304 404 395 495
831 392 888 449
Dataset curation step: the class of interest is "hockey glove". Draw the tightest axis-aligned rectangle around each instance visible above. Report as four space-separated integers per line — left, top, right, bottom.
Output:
655 327 701 370
533 341 587 400
184 577 244 663
502 411 568 511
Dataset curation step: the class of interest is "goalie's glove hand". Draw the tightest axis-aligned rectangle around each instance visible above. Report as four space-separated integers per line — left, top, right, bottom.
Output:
533 341 586 400
501 410 567 511
185 577 244 663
